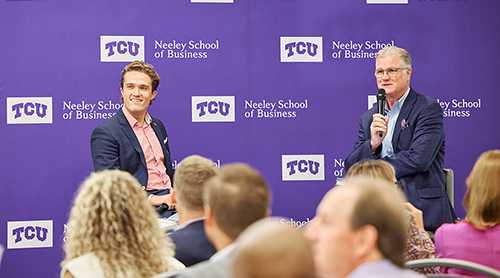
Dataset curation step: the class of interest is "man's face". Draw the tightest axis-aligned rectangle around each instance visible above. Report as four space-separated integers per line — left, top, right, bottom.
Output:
375 55 412 101
121 71 157 119
304 186 360 278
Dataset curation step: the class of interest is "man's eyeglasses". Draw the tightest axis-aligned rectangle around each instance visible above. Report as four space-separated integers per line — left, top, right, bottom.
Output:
374 67 408 78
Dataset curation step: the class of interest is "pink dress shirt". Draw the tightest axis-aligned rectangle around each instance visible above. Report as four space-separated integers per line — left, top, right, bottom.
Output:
122 107 171 191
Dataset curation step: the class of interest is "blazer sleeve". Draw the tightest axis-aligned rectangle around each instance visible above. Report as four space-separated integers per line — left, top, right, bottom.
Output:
90 124 121 171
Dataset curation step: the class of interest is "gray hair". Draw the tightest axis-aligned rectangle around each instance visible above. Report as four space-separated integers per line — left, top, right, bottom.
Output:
375 46 412 68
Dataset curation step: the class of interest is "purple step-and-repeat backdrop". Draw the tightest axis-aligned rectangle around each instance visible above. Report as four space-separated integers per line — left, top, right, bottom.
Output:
1 0 499 277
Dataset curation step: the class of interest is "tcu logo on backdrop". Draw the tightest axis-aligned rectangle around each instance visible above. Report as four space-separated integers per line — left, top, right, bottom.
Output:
280 37 323 62
7 97 53 124
282 155 325 181
192 96 235 122
7 220 53 249
100 36 145 62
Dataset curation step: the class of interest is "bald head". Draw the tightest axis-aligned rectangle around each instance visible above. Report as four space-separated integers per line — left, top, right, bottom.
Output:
231 218 315 278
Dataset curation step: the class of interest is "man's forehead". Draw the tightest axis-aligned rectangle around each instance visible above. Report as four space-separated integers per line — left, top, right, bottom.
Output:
376 54 401 67
320 186 359 214
123 71 152 84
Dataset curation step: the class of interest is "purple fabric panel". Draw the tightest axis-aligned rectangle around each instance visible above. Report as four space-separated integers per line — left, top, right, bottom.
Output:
1 0 499 277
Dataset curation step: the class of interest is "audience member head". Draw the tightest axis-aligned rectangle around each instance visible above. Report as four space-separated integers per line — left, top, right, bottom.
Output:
464 149 500 229
304 178 408 278
231 218 316 278
63 170 175 278
204 163 271 247
346 159 396 183
173 155 217 220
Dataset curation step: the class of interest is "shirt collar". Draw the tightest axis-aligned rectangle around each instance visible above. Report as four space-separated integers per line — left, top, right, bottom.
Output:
122 107 152 127
387 87 410 112
210 242 237 262
174 217 206 231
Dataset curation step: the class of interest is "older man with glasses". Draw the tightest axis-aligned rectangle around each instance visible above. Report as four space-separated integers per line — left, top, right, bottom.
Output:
345 45 456 232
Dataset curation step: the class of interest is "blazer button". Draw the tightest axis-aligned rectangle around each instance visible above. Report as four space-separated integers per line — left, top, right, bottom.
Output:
142 186 146 190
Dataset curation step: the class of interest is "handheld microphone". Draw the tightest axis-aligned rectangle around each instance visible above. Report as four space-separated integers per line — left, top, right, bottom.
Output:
155 204 169 214
376 89 386 137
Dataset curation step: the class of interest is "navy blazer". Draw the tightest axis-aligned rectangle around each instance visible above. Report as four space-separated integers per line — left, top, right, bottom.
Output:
346 88 455 231
90 108 175 188
168 219 217 267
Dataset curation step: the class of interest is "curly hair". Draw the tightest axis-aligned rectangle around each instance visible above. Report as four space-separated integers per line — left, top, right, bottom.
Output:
63 170 176 278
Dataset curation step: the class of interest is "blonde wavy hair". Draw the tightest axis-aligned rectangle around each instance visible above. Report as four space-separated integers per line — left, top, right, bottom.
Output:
63 170 175 278
464 150 500 229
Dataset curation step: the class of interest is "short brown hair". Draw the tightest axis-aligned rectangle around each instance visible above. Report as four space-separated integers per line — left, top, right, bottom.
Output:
464 150 500 229
121 60 161 91
173 155 217 212
346 159 396 183
204 163 271 239
348 178 408 268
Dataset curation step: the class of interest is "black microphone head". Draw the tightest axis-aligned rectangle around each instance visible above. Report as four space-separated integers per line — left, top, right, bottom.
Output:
377 88 386 101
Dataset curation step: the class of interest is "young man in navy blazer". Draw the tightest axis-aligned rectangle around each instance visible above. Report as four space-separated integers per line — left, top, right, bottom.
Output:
91 61 175 217
168 155 217 267
345 46 456 231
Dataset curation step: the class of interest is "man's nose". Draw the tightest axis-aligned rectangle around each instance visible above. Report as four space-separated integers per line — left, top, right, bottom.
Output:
131 87 140 95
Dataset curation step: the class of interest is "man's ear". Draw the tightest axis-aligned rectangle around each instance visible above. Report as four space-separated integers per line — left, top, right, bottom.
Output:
406 67 412 79
353 225 379 259
171 189 177 204
204 206 213 229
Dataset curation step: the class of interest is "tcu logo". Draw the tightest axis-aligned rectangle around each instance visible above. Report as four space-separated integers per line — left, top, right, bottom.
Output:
192 96 235 122
284 42 319 58
280 37 323 62
100 36 145 62
105 41 140 57
197 101 231 117
7 220 53 249
7 97 53 124
12 226 49 243
287 160 321 175
282 155 325 181
12 102 48 119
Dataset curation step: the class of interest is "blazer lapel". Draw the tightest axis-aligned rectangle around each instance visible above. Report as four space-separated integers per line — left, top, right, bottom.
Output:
117 109 147 168
392 88 417 150
150 118 169 158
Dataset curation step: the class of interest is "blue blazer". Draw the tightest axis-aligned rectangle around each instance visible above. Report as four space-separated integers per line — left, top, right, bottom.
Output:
346 88 455 231
168 219 217 267
90 108 175 188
